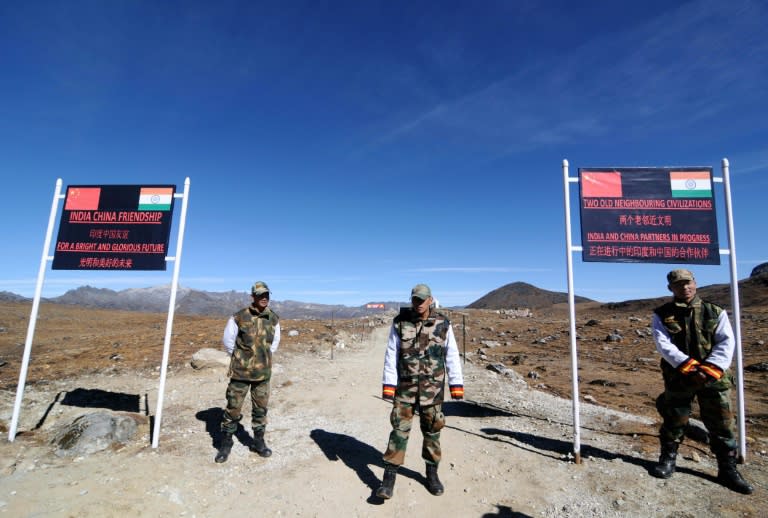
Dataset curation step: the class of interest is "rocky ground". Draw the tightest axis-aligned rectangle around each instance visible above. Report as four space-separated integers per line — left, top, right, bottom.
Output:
0 301 766 517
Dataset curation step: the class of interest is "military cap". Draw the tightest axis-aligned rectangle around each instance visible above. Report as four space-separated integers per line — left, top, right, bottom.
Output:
251 281 271 295
410 283 432 300
667 269 694 284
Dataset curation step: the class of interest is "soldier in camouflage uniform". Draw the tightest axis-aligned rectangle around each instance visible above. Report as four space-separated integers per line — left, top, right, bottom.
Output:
214 281 281 463
376 284 464 499
650 269 752 494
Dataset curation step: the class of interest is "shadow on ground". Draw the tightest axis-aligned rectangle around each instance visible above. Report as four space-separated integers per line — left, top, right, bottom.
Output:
61 388 142 412
195 407 253 451
481 505 533 518
28 388 144 433
480 427 721 485
310 428 423 505
443 400 517 418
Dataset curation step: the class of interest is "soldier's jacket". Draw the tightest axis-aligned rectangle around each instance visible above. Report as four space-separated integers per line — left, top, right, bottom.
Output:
654 296 732 389
654 296 723 362
227 306 279 382
392 308 451 406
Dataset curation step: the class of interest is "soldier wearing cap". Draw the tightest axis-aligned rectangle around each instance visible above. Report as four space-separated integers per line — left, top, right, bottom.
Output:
215 281 281 463
650 269 752 494
376 283 464 499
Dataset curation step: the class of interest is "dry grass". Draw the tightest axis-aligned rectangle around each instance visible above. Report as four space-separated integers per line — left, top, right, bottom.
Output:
2 300 767 439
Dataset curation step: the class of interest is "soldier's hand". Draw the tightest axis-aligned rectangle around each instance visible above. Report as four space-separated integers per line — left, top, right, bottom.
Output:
687 362 723 389
677 357 701 375
698 362 724 381
688 370 709 389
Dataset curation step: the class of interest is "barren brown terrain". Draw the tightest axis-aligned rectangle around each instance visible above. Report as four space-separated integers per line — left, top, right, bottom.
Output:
445 301 768 441
1 299 767 516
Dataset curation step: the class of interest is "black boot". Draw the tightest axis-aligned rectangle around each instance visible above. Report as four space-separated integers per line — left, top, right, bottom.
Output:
214 432 234 463
250 428 272 458
716 450 753 494
425 463 444 496
376 464 398 499
650 441 679 479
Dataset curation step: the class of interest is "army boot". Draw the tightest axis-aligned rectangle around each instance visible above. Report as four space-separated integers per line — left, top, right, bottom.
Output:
214 431 234 463
375 464 398 499
716 450 754 494
425 463 444 496
250 428 272 458
650 441 678 479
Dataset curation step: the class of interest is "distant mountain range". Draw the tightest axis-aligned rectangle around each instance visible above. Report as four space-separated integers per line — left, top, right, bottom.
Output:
1 265 765 318
469 267 768 313
0 285 403 320
602 271 768 312
0 282 585 318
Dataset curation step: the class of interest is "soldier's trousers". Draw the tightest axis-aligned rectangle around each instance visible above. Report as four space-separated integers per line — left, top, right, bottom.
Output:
383 400 445 466
221 378 270 434
656 367 737 453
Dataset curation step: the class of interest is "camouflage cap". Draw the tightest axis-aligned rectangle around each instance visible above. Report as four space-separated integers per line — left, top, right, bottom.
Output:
251 281 271 295
410 283 432 300
667 269 694 284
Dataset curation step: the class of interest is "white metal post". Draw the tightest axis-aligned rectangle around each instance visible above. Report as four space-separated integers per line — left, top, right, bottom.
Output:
720 158 747 462
152 177 191 448
562 159 582 463
8 179 64 441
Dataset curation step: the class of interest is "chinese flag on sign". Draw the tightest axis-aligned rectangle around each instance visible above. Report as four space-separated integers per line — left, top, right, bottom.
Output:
64 187 101 210
581 172 623 198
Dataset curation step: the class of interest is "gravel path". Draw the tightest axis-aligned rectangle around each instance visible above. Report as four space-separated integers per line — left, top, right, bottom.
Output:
1 325 765 517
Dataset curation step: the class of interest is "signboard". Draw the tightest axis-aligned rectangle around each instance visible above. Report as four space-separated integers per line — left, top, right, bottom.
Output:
366 303 386 309
52 185 176 270
579 167 719 264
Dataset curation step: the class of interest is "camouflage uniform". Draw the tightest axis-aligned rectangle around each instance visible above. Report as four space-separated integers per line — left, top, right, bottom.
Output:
381 307 464 466
221 304 280 435
652 296 736 453
649 269 751 494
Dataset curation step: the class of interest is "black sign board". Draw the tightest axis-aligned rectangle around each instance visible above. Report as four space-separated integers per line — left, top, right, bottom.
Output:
578 167 719 264
52 185 176 270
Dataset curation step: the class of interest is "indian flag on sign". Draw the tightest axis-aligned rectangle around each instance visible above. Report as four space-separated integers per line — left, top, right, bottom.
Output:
670 171 712 198
138 187 174 211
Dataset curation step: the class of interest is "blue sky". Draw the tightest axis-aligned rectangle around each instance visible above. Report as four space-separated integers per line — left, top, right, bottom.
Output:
1 0 766 307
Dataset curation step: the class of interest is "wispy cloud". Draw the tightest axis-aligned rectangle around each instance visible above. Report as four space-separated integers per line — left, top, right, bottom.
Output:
728 151 768 175
363 0 768 158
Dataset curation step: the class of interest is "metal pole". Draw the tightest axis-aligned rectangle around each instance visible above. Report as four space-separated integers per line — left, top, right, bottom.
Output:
462 314 466 364
152 178 191 448
562 159 582 463
720 158 747 462
9 179 64 441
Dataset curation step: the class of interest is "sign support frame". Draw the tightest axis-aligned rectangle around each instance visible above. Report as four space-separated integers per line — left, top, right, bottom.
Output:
7 179 65 442
562 159 747 462
562 159 583 463
8 178 191 449
719 158 747 462
152 177 191 448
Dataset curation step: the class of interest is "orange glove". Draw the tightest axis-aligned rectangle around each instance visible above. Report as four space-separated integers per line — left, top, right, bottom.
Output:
677 357 700 375
698 362 724 381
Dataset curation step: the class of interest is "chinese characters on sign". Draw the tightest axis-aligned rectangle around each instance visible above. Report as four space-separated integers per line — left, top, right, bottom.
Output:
578 168 719 265
53 185 176 270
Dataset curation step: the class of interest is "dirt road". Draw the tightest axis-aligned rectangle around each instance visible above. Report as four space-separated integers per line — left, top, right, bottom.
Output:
1 324 766 517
